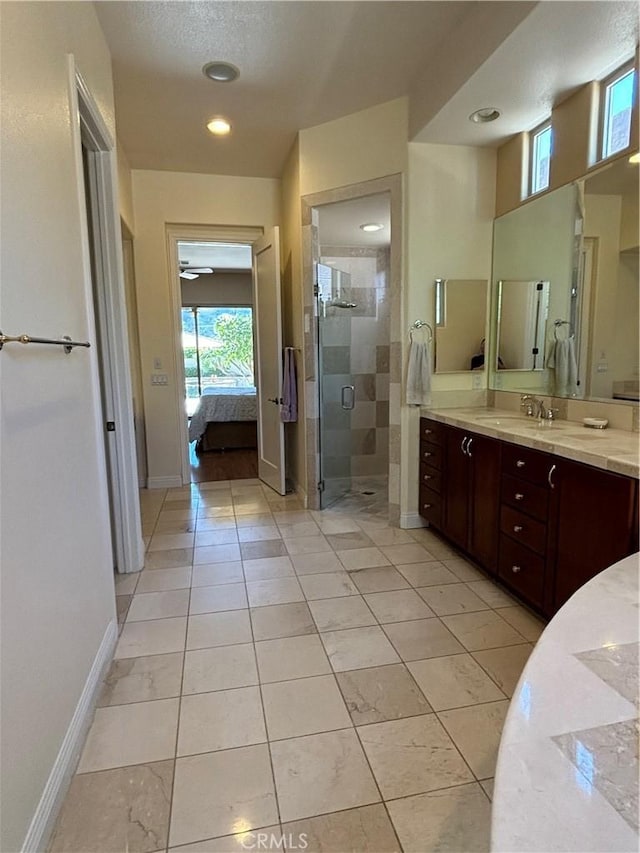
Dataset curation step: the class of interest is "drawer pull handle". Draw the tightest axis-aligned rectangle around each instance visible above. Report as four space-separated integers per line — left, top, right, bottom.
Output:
516 460 526 468
424 474 432 481
424 451 432 457
424 428 432 435
512 565 522 574
515 493 524 501
513 525 523 533
423 503 432 510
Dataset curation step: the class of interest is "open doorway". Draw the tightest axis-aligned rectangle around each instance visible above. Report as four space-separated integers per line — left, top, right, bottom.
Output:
177 241 259 483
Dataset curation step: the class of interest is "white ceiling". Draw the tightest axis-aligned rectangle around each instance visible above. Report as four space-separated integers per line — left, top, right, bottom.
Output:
95 0 475 177
415 1 639 146
318 193 391 248
95 1 637 178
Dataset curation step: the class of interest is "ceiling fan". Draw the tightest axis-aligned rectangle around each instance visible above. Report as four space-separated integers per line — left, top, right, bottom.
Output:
179 260 214 280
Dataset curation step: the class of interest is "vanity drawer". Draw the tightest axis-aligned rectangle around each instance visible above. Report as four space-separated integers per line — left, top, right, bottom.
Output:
498 535 545 608
419 486 442 528
502 444 553 488
501 474 549 522
420 463 442 494
420 418 444 445
420 441 443 470
500 505 547 555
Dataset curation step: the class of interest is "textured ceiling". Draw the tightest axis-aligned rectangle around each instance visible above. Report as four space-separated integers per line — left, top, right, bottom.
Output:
415 1 639 146
95 0 475 177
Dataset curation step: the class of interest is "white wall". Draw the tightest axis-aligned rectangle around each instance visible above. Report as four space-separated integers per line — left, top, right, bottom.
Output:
404 142 496 515
0 3 118 849
131 170 280 484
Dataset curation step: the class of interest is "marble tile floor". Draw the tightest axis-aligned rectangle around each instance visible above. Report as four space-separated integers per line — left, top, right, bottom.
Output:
49 478 545 853
327 475 390 518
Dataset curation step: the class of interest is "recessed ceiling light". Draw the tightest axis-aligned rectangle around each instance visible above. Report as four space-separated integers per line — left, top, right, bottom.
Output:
469 107 501 124
629 152 640 163
207 117 232 136
203 62 240 83
360 223 384 232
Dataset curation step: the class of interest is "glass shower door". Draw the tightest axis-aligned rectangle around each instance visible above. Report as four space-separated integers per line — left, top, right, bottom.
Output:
317 263 356 509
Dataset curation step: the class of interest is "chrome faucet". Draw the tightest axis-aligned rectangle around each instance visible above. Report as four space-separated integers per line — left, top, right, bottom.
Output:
520 394 546 419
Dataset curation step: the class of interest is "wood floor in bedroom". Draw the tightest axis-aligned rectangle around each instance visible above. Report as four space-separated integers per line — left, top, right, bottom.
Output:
189 444 258 483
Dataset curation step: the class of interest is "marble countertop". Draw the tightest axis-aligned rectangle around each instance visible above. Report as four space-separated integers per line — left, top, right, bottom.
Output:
491 552 639 852
421 407 640 478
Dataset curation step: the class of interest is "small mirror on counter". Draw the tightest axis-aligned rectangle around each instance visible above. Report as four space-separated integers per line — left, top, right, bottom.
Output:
495 280 549 370
434 278 488 372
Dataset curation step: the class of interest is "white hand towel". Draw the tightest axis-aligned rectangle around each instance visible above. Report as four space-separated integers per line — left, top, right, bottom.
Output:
406 338 432 406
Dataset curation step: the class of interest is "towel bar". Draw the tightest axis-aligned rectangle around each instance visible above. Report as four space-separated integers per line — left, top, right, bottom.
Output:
0 331 91 354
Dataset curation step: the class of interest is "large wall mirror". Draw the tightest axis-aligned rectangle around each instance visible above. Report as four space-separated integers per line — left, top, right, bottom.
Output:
434 278 488 373
489 156 639 401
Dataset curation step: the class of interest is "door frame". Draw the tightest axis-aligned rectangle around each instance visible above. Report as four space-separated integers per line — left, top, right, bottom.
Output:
301 174 403 522
68 57 144 573
165 224 263 485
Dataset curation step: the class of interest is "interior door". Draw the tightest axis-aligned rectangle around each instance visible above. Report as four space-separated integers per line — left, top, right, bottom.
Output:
252 227 286 495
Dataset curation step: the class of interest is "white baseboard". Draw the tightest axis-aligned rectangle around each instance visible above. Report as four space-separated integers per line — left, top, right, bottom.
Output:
22 619 118 853
147 475 183 489
400 512 427 530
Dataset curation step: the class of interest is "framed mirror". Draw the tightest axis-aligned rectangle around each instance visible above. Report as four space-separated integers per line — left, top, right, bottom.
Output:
434 278 488 373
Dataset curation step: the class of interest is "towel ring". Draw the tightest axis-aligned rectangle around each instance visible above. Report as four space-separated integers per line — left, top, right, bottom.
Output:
553 319 570 341
409 320 433 343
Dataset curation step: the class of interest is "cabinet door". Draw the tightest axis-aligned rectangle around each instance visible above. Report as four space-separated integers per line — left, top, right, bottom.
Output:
549 459 638 612
468 435 501 573
443 426 470 549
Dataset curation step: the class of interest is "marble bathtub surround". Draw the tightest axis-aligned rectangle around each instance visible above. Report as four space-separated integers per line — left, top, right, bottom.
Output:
52 478 549 853
493 553 639 852
422 405 640 478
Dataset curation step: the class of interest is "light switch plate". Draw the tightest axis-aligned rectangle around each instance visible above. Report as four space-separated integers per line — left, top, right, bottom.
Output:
151 373 168 385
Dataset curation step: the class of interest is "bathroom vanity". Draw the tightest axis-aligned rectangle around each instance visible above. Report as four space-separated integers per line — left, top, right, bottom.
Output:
419 409 639 619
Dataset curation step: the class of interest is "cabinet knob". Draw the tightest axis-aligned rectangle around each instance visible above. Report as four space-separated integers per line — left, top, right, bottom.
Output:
512 565 522 574
424 452 432 457
424 474 432 481
423 503 432 510
513 525 523 533
515 493 524 501
516 460 526 468
424 428 432 435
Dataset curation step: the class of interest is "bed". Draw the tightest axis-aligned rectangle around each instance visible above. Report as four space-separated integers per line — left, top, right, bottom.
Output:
188 386 258 451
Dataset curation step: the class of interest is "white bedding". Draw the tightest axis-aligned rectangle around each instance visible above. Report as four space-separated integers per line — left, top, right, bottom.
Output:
188 386 257 443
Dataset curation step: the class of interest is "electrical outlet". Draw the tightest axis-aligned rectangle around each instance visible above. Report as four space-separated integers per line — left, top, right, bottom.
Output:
151 373 168 385
472 372 483 390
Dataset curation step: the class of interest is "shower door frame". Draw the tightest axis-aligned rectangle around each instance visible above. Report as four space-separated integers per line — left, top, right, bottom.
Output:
300 174 403 521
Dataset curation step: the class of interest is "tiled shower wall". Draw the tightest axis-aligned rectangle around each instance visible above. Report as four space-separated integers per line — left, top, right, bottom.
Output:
320 247 390 477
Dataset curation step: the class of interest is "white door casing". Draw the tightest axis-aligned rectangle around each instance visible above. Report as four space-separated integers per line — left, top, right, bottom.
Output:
252 228 286 495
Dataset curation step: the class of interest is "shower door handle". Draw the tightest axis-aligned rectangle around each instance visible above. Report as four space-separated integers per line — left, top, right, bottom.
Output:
341 385 355 410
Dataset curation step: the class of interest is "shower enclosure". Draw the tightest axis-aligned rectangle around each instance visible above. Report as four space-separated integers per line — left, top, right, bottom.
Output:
317 263 357 508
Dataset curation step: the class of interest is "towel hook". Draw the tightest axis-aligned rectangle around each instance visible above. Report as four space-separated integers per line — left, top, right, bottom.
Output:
409 320 433 343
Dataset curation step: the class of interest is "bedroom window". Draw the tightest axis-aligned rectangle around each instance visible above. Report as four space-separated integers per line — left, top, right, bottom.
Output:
181 306 254 415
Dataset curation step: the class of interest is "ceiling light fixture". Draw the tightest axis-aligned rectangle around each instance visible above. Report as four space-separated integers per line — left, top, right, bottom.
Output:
207 117 232 136
629 152 640 164
202 62 240 83
360 223 384 232
469 107 501 124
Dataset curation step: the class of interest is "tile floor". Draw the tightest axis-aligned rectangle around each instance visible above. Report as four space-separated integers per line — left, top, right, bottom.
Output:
50 478 546 853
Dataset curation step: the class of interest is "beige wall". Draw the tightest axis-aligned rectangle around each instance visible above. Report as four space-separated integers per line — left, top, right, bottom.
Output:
435 280 488 373
131 170 280 484
404 143 496 516
0 3 119 849
117 141 135 234
299 98 408 196
280 139 305 493
181 272 253 307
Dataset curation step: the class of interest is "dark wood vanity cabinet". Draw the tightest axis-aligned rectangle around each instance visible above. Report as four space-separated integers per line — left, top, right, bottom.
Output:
442 426 501 573
419 416 639 618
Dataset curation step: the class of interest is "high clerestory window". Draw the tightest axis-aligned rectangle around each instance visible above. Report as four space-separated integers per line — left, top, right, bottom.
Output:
529 121 552 196
600 63 636 161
